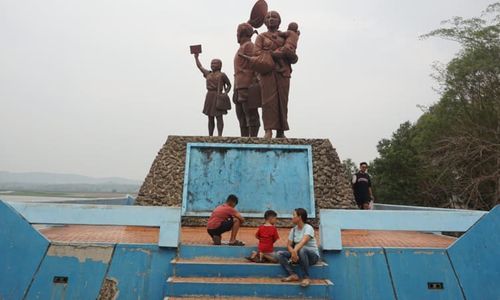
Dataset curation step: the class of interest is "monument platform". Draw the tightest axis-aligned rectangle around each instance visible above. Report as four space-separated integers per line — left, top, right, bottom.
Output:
1 137 499 299
1 198 498 299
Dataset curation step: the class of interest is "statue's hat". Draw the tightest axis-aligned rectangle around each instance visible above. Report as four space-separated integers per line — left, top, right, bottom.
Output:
248 0 268 28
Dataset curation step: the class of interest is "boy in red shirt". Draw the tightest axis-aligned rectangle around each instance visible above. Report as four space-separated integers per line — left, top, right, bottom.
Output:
246 210 280 263
207 194 245 246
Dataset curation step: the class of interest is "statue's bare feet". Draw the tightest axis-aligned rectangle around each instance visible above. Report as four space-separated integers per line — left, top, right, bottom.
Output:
264 130 272 139
276 130 286 138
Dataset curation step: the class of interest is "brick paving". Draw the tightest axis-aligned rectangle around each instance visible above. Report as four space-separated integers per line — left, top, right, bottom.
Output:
39 225 455 248
40 225 159 244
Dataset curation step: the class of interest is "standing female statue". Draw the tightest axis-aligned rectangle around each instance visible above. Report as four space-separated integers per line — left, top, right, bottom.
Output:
254 11 298 138
194 54 232 136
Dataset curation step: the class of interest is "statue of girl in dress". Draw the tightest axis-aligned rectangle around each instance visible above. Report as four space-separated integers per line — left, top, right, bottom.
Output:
194 54 232 136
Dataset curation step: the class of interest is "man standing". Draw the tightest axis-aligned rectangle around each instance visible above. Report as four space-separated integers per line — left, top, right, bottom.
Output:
233 22 261 137
352 162 374 209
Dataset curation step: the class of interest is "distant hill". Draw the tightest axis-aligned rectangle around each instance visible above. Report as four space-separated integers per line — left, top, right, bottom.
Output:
0 171 141 193
0 171 140 185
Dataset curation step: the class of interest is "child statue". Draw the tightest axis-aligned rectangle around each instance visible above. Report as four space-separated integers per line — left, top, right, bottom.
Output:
194 53 232 136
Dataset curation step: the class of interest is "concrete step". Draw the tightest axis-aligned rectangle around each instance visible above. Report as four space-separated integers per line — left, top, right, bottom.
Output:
179 244 291 259
171 257 328 278
165 297 328 299
165 276 333 299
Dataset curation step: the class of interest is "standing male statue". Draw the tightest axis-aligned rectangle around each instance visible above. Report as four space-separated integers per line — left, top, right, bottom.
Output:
233 23 261 137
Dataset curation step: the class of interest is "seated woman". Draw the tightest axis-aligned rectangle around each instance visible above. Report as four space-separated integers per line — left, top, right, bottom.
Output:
277 208 320 287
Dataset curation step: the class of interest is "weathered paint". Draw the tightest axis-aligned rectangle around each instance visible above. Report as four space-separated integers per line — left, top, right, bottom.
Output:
322 248 396 300
320 209 486 250
104 244 176 300
182 143 315 218
25 244 114 300
47 243 114 263
0 201 50 300
448 205 500 300
7 201 181 247
386 248 464 300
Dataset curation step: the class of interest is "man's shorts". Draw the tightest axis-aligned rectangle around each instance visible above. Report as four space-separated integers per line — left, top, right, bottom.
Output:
207 218 234 237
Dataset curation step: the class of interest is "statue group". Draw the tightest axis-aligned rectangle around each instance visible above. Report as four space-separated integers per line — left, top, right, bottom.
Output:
192 0 300 139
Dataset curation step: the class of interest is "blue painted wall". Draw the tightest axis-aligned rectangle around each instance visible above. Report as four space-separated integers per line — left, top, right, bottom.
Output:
182 143 315 217
386 248 464 300
323 248 396 300
0 201 49 300
25 244 114 300
105 244 176 300
448 205 500 300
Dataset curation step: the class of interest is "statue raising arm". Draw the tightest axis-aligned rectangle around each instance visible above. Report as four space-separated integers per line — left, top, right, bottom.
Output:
194 53 210 77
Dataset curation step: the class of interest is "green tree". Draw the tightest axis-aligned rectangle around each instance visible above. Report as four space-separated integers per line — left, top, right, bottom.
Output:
371 122 426 206
420 3 500 209
341 158 358 182
372 3 500 210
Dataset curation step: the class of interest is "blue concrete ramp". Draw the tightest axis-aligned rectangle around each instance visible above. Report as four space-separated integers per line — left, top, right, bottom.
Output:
0 201 50 300
448 205 500 299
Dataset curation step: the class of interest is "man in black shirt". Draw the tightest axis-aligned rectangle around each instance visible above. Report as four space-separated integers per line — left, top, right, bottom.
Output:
352 162 374 209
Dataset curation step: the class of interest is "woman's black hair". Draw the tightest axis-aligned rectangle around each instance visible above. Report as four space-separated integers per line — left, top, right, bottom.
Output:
294 208 308 223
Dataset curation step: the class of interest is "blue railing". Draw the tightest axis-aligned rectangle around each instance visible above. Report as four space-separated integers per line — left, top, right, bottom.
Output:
4 200 181 247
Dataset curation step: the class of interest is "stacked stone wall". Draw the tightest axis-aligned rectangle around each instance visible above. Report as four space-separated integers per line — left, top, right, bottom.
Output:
136 136 356 226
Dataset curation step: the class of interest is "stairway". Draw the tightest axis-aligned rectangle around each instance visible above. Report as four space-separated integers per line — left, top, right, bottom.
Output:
164 244 333 299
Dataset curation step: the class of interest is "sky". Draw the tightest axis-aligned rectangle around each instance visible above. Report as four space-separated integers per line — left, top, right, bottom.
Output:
0 0 493 181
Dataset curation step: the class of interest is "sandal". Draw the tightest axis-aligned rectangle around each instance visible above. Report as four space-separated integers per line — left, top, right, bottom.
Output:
281 275 300 282
228 240 245 246
300 278 311 287
212 235 221 245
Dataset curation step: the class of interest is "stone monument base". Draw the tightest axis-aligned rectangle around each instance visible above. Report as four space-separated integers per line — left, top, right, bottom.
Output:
136 136 355 226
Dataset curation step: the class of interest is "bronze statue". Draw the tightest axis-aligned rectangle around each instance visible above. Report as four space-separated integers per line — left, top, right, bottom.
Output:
276 22 300 73
233 23 261 137
193 52 232 137
253 11 298 139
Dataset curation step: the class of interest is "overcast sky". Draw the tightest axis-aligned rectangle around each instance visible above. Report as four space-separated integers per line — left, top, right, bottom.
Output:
0 0 493 180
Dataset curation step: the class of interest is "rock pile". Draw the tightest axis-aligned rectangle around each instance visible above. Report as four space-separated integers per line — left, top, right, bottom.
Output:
136 136 356 226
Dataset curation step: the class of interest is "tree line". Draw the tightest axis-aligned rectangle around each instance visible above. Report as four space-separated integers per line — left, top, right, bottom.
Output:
345 3 500 211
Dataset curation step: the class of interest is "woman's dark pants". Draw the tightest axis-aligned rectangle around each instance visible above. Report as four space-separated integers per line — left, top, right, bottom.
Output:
277 248 319 278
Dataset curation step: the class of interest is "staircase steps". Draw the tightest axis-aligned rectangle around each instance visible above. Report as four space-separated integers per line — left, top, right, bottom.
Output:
165 244 333 299
171 257 328 278
166 297 328 299
166 276 332 299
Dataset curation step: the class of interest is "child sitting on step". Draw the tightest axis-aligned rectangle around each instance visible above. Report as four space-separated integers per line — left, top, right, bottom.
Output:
246 210 280 263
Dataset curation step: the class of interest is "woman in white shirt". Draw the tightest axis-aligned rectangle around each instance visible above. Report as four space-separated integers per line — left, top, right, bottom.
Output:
277 208 320 287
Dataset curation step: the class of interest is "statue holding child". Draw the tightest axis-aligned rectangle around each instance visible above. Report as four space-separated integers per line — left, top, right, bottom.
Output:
243 10 299 139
